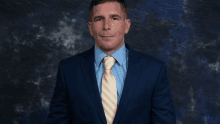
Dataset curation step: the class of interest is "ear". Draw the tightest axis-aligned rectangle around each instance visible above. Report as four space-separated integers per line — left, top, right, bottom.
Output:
124 19 131 34
88 21 94 36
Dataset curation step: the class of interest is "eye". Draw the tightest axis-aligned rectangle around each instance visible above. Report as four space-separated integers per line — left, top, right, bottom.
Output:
96 18 101 21
95 18 118 21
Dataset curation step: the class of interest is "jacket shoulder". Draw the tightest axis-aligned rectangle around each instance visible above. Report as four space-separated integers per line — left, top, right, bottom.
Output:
134 50 165 66
58 49 89 66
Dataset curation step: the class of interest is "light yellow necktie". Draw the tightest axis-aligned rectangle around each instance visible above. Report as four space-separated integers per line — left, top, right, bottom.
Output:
101 56 117 124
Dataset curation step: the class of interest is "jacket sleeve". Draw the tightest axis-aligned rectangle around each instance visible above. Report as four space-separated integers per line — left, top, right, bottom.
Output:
150 62 176 124
47 60 72 124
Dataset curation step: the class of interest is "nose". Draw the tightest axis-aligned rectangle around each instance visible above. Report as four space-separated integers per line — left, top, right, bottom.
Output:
103 19 111 30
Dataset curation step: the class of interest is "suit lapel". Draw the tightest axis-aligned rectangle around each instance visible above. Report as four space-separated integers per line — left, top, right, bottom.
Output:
81 45 107 124
81 43 143 124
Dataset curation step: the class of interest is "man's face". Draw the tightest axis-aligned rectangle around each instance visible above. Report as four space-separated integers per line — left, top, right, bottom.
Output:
88 1 131 55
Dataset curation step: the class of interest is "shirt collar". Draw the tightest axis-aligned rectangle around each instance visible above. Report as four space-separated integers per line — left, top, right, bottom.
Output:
95 43 127 67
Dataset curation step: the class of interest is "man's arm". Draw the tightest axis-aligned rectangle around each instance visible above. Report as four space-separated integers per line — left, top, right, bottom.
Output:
150 62 176 124
47 60 71 124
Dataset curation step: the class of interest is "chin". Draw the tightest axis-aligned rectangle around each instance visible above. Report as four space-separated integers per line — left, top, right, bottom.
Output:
101 43 115 50
102 45 114 51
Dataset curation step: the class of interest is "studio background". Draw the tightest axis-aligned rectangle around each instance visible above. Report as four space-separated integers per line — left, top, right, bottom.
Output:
0 0 220 124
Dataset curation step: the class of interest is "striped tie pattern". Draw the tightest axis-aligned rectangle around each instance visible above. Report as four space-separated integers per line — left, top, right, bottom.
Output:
101 56 117 124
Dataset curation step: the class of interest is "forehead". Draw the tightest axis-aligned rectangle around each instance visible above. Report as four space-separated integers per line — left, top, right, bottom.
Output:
92 2 122 16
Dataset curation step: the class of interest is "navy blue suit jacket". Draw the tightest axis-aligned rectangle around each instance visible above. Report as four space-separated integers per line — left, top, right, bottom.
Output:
47 43 176 124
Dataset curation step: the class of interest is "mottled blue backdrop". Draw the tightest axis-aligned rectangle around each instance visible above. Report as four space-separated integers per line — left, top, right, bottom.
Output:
0 0 220 124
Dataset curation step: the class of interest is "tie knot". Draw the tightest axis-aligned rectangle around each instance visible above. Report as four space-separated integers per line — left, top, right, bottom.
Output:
103 56 115 70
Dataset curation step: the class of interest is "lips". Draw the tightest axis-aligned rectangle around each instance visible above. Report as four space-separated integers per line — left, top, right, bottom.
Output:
101 35 114 40
102 36 113 37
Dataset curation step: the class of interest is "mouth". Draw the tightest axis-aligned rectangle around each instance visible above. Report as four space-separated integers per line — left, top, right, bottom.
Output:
102 36 114 37
101 35 114 40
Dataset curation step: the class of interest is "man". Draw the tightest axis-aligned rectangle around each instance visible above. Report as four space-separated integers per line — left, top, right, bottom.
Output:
47 0 176 124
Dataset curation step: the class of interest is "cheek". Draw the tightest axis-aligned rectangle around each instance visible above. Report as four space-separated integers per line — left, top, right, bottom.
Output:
93 27 98 33
93 25 101 36
91 29 98 38
118 28 124 36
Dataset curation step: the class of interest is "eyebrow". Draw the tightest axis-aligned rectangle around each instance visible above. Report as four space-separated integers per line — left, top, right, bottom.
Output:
94 14 121 21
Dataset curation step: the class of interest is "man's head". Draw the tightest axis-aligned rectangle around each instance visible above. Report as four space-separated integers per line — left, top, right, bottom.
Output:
88 0 131 55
